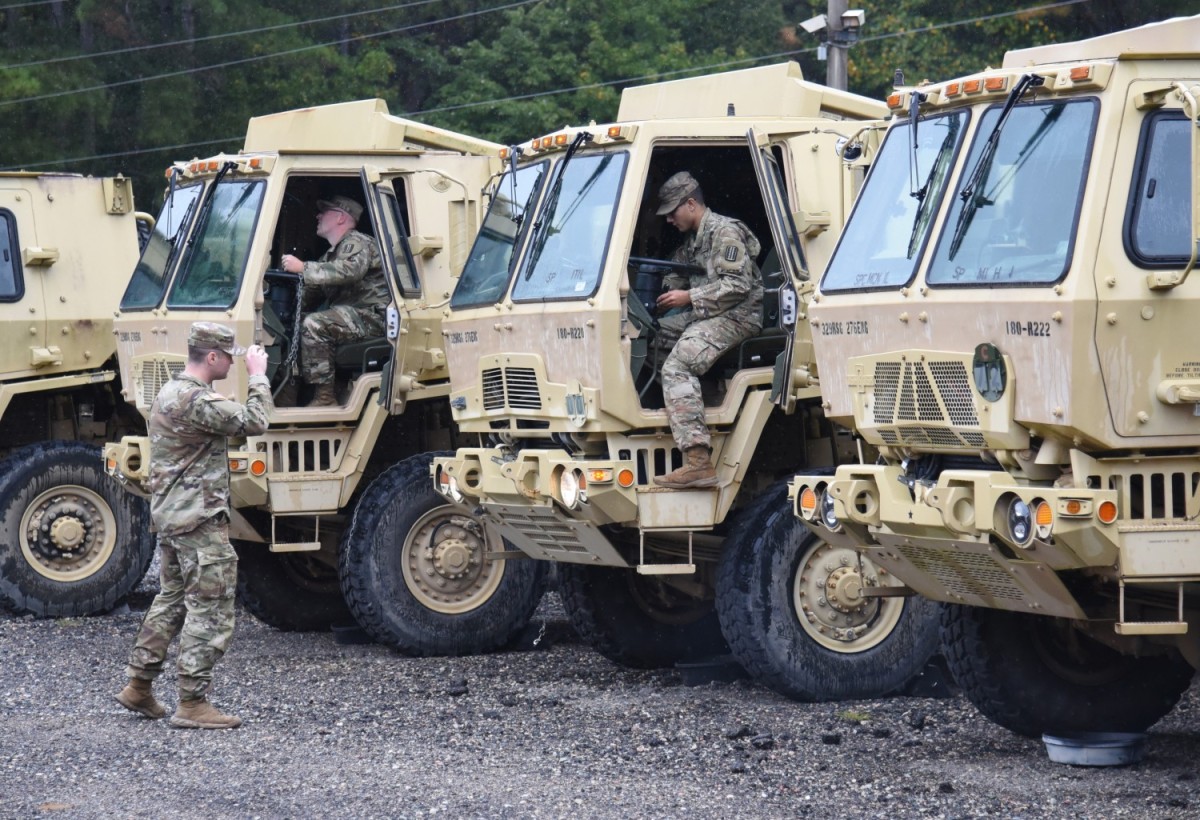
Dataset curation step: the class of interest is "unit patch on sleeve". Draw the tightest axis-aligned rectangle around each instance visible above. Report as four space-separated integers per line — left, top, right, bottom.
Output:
723 245 740 263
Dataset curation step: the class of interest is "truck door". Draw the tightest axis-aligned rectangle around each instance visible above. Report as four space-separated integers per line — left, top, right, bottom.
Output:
0 186 47 376
746 128 812 414
360 167 427 410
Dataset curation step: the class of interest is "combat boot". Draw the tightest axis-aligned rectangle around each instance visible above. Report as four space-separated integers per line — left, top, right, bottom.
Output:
169 697 242 730
114 677 166 719
305 383 338 408
654 446 719 488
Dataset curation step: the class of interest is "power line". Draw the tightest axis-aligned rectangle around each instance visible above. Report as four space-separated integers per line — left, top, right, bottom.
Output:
5 0 1091 169
0 0 541 108
6 136 243 171
0 0 66 10
0 0 447 71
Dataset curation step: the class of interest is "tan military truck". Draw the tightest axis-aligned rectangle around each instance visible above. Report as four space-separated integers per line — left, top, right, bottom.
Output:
791 16 1200 735
0 172 154 618
103 99 548 655
431 63 947 700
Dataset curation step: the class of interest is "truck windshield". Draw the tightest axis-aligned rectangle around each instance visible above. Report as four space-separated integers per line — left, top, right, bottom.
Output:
822 111 967 292
512 151 627 303
452 160 548 309
167 179 266 308
120 182 203 310
928 99 1096 286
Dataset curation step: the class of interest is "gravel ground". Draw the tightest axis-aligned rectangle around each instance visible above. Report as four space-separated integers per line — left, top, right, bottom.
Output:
2 569 1198 820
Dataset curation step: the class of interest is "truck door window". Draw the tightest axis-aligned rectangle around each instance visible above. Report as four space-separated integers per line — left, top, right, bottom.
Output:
513 152 628 303
0 210 21 300
120 182 203 310
453 160 548 309
167 180 265 309
927 99 1097 286
1126 112 1191 265
376 187 420 295
822 111 967 292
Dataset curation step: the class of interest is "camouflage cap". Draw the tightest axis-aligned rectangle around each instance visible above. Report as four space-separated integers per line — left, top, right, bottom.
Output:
316 195 363 223
188 321 246 356
656 171 700 216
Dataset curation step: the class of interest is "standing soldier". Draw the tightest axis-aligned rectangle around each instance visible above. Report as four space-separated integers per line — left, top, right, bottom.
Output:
652 171 763 488
114 322 272 729
280 195 386 407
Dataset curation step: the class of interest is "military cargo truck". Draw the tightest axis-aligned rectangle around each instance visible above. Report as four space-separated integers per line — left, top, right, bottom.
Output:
0 172 153 618
431 63 946 700
103 100 547 655
791 16 1200 735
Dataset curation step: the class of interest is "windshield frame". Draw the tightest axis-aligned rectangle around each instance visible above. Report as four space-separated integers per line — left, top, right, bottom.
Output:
820 109 971 293
166 177 266 310
119 180 205 311
451 159 550 310
926 97 1098 289
510 149 630 305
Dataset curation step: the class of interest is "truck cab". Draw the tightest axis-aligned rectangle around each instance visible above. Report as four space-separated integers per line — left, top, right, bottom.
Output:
104 100 547 654
432 64 947 700
791 16 1200 734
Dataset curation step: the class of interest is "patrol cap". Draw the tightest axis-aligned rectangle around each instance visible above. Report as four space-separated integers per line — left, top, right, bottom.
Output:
656 171 700 216
316 195 363 222
188 321 246 356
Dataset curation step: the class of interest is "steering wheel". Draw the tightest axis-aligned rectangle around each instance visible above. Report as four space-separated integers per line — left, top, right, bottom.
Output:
627 256 704 277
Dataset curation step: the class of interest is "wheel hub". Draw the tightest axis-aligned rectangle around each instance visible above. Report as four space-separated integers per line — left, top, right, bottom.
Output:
27 499 96 560
402 508 506 615
432 538 474 580
793 540 904 653
825 566 865 614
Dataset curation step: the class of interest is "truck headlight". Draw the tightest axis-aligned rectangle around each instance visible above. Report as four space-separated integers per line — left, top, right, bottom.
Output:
820 490 841 530
1006 497 1034 547
559 468 583 509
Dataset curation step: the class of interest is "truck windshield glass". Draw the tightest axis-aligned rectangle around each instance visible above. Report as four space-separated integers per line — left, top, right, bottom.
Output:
452 160 548 309
1127 112 1191 264
167 179 265 308
120 182 203 310
512 151 627 302
928 99 1096 285
822 111 967 291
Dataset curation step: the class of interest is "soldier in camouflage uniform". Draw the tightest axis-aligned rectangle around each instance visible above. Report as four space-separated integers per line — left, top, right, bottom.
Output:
651 172 763 488
115 322 272 729
280 195 386 407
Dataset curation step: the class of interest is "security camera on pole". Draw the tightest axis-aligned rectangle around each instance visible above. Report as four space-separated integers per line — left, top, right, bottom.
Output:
798 3 865 91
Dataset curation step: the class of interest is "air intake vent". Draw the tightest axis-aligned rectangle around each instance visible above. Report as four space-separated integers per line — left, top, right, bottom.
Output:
870 359 980 447
482 368 505 410
480 366 542 411
138 359 185 409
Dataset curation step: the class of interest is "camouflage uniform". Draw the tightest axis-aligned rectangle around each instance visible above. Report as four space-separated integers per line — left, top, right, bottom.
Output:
299 229 386 385
655 207 763 450
125 323 272 702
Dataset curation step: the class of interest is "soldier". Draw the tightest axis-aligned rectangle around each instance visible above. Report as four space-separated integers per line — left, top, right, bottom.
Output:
114 322 272 729
652 172 763 489
280 195 386 407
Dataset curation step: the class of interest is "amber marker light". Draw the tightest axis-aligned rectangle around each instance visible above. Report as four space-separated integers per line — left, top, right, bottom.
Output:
1034 500 1053 540
607 126 623 138
106 458 117 471
499 147 509 160
945 82 961 96
1097 500 1118 524
886 93 902 109
964 79 982 93
229 458 248 472
798 486 818 520
1069 66 1091 81
554 133 569 146
617 468 635 488
1064 499 1083 515
984 77 1006 92
249 157 263 169
250 459 267 477
587 468 613 484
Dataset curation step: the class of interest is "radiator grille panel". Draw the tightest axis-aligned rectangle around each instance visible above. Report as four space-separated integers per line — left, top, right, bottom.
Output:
480 366 542 411
870 359 981 448
139 360 184 408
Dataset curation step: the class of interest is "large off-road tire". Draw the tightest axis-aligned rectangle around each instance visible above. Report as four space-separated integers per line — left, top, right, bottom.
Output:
339 452 546 655
558 562 729 669
941 604 1195 738
716 480 942 701
0 441 154 617
234 541 351 631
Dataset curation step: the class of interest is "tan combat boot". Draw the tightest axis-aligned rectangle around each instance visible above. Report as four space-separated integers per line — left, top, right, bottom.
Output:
305 383 338 408
169 697 242 730
115 677 166 719
654 446 719 489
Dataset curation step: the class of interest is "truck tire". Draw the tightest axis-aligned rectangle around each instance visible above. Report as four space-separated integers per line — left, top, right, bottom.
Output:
234 541 351 631
941 604 1195 737
0 441 154 617
339 452 546 655
716 479 942 701
558 562 729 669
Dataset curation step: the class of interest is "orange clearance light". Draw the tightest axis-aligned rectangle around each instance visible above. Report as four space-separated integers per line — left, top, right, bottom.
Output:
106 458 117 471
886 93 902 109
1097 500 1118 524
554 133 569 146
248 157 262 169
964 79 982 93
499 147 509 160
1035 501 1053 527
587 468 613 484
945 82 961 96
250 459 267 477
617 468 635 488
607 125 622 138
799 486 818 517
164 167 173 179
229 457 248 472
1070 66 1091 81
1064 499 1083 515
207 160 219 172
984 77 1006 92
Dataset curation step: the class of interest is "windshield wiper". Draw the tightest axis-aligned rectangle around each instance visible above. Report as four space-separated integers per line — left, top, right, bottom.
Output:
907 89 928 198
949 74 1044 260
185 161 237 251
907 116 960 259
524 132 593 279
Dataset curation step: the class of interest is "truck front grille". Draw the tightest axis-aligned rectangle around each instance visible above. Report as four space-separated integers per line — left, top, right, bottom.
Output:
870 359 982 448
481 366 542 411
136 358 185 409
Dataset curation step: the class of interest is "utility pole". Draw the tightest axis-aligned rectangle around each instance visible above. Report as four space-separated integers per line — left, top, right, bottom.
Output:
826 0 848 91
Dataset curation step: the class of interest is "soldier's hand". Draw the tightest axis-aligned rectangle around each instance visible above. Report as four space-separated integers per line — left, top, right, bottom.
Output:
245 344 269 377
280 254 303 274
656 289 692 312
